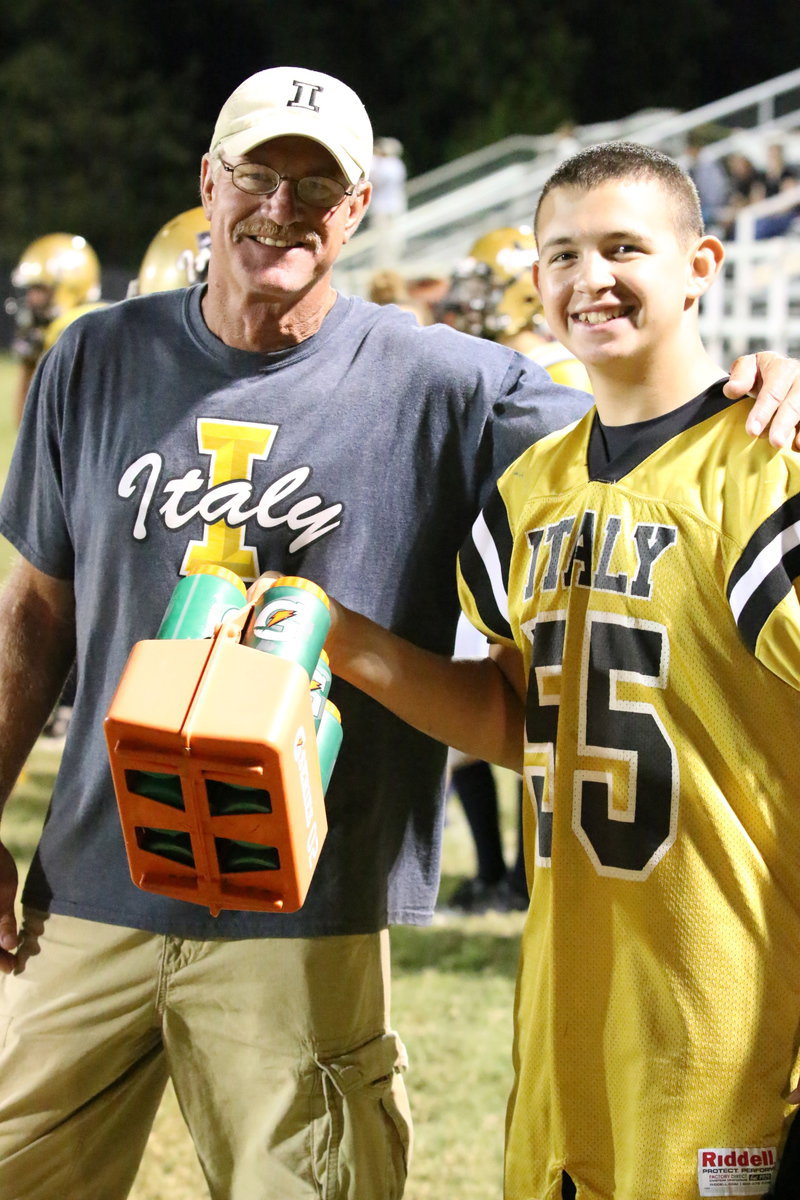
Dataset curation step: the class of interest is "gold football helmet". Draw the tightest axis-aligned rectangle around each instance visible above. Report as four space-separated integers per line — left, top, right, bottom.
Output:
439 225 541 339
41 301 108 353
468 226 537 283
132 207 211 295
11 233 101 312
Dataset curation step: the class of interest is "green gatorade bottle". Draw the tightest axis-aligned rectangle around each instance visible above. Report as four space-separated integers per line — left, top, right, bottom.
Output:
316 699 343 795
245 576 331 678
156 564 247 641
310 650 333 731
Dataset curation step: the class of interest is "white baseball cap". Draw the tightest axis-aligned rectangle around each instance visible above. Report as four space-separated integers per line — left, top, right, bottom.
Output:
209 67 373 185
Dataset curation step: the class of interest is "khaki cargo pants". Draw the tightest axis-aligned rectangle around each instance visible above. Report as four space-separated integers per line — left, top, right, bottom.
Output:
0 910 411 1200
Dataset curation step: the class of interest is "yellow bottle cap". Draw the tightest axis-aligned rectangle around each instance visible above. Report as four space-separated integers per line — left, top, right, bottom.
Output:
185 563 247 596
270 575 330 609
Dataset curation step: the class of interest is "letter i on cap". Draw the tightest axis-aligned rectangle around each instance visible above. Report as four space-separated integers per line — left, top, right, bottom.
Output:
209 66 373 185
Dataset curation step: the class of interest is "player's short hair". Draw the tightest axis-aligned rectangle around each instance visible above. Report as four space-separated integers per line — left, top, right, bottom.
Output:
534 142 704 245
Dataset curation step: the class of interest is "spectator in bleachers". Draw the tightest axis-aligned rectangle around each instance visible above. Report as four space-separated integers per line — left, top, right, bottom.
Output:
720 150 766 237
760 141 798 199
752 141 800 239
367 136 408 268
685 130 731 235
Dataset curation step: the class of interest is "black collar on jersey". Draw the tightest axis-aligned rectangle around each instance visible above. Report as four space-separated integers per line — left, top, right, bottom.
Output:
588 377 733 482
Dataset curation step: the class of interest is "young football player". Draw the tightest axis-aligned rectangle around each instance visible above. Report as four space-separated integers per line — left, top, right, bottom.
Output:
314 142 800 1199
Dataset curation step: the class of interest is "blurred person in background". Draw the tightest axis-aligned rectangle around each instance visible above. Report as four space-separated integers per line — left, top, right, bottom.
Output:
5 232 104 745
367 135 407 268
6 232 102 425
685 129 731 235
367 267 433 323
445 614 529 915
367 267 411 306
406 274 448 322
720 149 766 237
760 140 798 198
438 225 591 388
752 141 800 239
128 206 211 296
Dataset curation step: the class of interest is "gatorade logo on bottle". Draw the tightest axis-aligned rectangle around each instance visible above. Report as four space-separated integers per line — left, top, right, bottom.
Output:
252 597 315 644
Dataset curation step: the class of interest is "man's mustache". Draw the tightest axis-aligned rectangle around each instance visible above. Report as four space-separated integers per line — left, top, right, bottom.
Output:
233 219 322 250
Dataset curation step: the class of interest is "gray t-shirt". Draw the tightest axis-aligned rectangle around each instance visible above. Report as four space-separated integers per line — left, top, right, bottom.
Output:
0 287 590 937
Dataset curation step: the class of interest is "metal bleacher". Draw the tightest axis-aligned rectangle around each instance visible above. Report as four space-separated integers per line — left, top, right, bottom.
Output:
335 66 800 360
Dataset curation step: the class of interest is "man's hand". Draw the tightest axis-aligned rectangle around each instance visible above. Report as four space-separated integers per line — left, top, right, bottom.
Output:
0 841 19 974
245 571 282 606
0 560 76 969
725 351 800 449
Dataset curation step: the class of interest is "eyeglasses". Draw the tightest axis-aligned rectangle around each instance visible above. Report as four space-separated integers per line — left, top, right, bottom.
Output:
220 161 355 209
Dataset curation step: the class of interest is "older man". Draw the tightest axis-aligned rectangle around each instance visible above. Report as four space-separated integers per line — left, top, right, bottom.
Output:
0 66 797 1200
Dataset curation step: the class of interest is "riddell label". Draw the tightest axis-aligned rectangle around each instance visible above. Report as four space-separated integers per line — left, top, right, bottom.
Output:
697 1147 777 1196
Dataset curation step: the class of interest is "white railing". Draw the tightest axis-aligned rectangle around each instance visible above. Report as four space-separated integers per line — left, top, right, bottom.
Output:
615 66 800 158
700 233 800 360
404 109 678 207
698 183 800 360
334 67 800 300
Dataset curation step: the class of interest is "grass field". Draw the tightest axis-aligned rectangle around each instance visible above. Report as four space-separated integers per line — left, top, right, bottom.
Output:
0 352 525 1199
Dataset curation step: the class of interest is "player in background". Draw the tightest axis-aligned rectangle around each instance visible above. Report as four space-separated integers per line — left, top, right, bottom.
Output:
439 224 591 389
127 206 211 296
6 233 103 425
316 143 800 1199
14 209 209 749
5 233 104 743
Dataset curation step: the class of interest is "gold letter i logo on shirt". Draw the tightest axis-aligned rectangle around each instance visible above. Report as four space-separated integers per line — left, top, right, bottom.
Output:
181 419 278 581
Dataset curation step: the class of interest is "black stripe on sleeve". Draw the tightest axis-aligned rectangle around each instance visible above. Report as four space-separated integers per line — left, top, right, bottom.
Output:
727 494 800 652
457 484 514 642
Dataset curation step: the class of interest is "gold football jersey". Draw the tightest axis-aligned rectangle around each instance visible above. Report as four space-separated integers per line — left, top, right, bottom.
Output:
458 383 800 1200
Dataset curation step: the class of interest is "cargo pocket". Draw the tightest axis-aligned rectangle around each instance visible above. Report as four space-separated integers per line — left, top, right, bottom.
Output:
312 1029 412 1200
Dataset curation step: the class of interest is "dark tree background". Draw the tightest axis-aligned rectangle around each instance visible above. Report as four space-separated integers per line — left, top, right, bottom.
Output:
1 0 798 277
